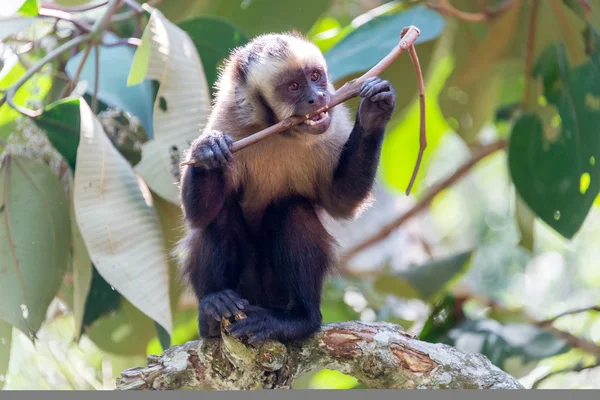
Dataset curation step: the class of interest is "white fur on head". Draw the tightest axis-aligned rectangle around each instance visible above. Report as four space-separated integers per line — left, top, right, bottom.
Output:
246 35 328 121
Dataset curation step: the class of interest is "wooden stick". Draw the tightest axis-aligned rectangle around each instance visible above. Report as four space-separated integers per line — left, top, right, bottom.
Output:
181 25 422 156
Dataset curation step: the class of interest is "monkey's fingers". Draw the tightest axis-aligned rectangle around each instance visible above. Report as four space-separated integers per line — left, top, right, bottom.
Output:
363 80 391 99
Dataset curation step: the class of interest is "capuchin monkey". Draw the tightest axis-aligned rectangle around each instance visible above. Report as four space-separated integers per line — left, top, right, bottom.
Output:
178 32 395 344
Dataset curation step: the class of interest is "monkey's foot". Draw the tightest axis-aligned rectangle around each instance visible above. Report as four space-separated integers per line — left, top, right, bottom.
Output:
200 290 249 321
224 309 278 345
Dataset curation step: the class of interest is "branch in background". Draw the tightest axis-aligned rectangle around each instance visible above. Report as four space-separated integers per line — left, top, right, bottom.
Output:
59 44 93 99
540 305 600 325
427 0 517 22
116 321 523 390
531 359 600 389
93 43 99 113
522 0 539 110
341 140 507 263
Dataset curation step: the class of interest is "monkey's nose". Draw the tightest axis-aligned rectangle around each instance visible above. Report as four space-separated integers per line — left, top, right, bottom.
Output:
308 92 327 106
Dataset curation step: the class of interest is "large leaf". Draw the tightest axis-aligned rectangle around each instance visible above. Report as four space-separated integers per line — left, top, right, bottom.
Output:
373 251 473 303
130 7 212 206
0 156 70 336
442 319 569 378
65 33 154 138
73 100 172 334
34 97 81 170
508 42 600 239
324 5 445 82
0 320 11 390
177 16 248 90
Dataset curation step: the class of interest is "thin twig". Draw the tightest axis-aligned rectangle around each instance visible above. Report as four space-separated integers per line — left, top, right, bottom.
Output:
540 305 600 325
101 37 142 47
405 45 427 195
59 44 93 99
111 0 162 22
341 140 507 263
6 34 91 117
38 7 94 32
531 360 600 389
93 44 100 113
427 0 517 22
5 0 121 117
181 26 423 166
522 0 539 110
40 1 109 13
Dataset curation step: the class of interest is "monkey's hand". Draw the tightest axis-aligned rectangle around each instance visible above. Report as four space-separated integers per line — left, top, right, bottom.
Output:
200 289 249 322
358 76 395 135
188 131 234 169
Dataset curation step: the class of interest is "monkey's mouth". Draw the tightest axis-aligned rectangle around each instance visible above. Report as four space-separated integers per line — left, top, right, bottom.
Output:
300 111 331 134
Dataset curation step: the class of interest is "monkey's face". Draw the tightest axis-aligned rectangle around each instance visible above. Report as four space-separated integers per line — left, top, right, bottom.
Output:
273 66 332 135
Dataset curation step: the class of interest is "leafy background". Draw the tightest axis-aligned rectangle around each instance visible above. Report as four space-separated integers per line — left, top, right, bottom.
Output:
1 0 600 390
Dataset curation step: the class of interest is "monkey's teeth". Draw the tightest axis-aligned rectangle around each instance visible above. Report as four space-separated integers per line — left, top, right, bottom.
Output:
304 112 329 126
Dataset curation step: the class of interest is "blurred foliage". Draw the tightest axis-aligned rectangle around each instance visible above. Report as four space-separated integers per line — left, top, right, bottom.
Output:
1 0 600 391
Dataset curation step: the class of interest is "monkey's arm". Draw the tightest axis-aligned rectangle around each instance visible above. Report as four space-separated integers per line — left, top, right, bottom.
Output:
180 132 234 228
322 77 395 218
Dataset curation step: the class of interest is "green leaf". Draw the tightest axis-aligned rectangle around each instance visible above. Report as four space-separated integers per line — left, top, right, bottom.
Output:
85 298 157 356
419 295 464 343
81 268 121 331
373 251 473 303
324 5 445 81
0 320 11 390
132 8 211 206
73 100 172 334
127 28 151 87
508 42 600 239
441 319 569 378
155 322 171 351
17 0 38 16
65 33 154 138
0 156 71 337
177 16 248 90
34 97 80 170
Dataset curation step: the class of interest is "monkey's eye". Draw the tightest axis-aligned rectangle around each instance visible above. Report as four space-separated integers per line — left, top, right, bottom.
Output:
311 71 320 81
288 82 300 91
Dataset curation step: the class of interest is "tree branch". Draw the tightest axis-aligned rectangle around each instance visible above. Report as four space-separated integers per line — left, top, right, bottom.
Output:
540 305 600 325
116 321 522 390
427 0 517 22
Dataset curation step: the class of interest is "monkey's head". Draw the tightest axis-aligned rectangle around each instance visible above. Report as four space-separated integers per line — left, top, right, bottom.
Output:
224 32 334 135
